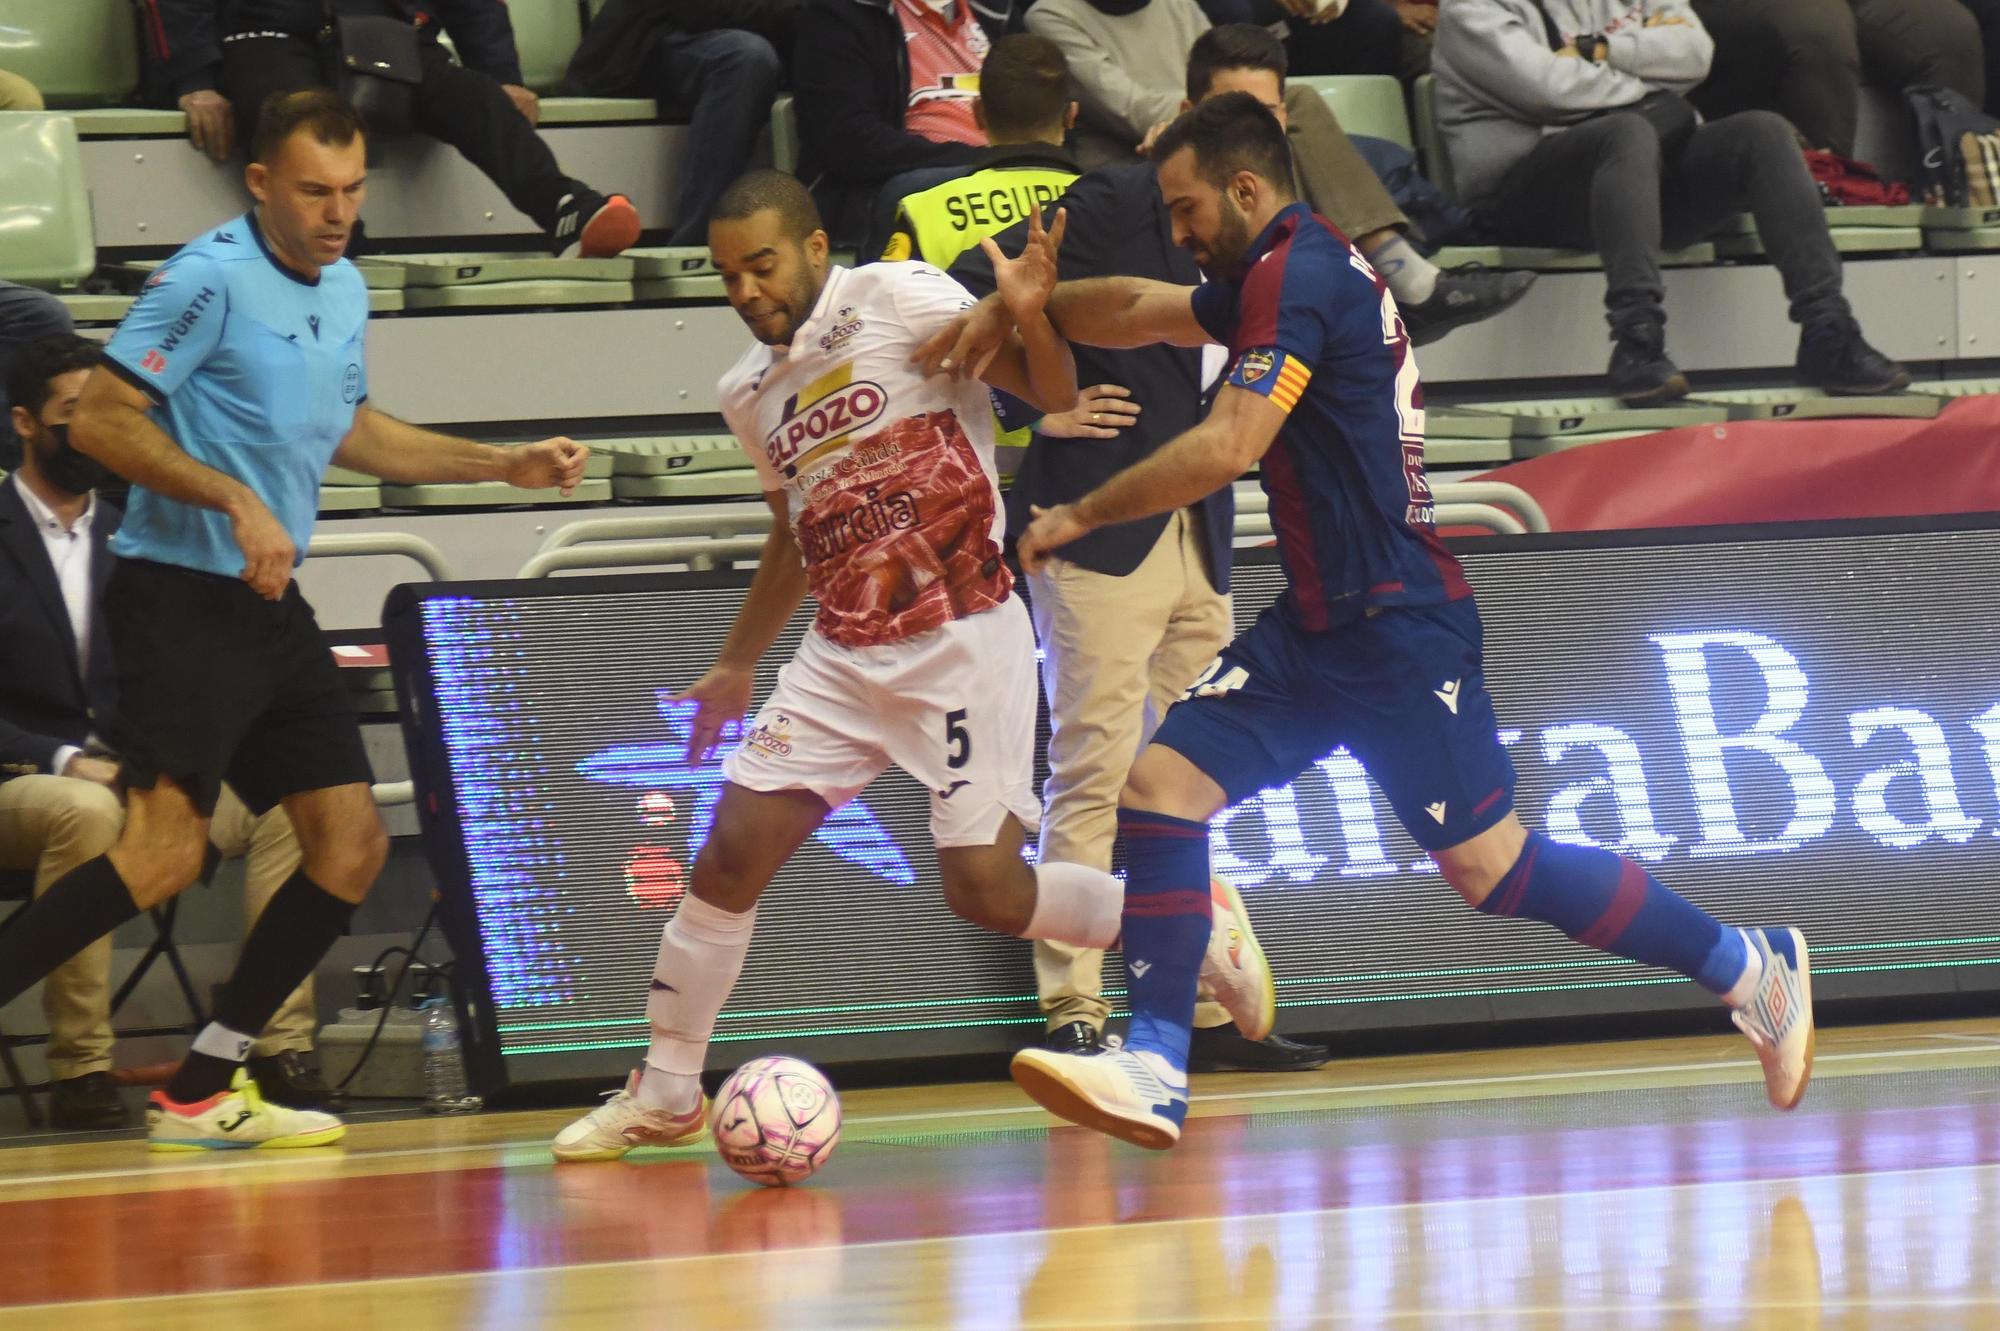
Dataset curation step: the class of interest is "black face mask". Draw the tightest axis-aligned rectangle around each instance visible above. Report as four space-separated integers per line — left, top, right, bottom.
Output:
33 423 110 497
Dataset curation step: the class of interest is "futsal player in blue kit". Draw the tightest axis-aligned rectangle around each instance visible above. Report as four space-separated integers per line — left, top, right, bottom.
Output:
926 93 1816 1149
0 90 588 1150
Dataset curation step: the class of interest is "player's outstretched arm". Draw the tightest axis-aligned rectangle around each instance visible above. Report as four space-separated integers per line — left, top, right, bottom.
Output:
1046 277 1211 350
971 206 1077 414
1016 385 1284 574
333 407 589 493
675 489 810 762
71 367 295 599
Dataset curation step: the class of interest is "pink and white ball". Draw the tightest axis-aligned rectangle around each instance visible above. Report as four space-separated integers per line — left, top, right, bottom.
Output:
712 1056 842 1187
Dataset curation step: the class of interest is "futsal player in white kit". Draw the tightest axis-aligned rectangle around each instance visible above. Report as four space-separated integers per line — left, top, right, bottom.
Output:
552 171 1274 1160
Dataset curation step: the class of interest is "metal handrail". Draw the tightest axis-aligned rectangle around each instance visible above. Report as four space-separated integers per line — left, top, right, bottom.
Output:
1234 481 1547 535
305 532 457 582
1235 502 1527 539
517 535 771 579
533 510 773 555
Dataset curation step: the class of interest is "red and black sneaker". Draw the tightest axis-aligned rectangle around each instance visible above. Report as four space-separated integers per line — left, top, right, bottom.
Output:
551 190 641 259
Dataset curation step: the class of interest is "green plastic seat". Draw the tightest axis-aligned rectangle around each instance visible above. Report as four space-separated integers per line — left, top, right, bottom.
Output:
1687 388 1937 421
1458 397 1728 437
0 114 93 285
69 108 189 137
54 293 134 324
402 280 634 309
1716 228 1921 258
1510 429 1665 459
372 253 635 286
537 97 657 124
612 470 765 500
769 95 798 175
1411 74 1453 201
319 485 383 512
381 478 614 507
1294 75 1412 151
508 0 585 93
0 0 140 106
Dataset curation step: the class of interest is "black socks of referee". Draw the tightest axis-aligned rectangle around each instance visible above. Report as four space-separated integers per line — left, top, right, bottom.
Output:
166 869 356 1104
0 854 142 1009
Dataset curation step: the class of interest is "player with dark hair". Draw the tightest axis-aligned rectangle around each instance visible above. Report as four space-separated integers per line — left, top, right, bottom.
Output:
926 93 1815 1149
0 89 588 1151
549 169 1275 1161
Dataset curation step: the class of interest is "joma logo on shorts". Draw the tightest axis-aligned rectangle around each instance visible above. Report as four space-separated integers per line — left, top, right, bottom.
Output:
766 380 886 471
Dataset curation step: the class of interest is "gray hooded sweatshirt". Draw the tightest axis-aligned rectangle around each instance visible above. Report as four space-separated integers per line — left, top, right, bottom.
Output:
1433 0 1713 208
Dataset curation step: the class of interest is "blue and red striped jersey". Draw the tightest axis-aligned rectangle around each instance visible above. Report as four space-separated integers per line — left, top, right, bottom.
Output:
1191 203 1470 630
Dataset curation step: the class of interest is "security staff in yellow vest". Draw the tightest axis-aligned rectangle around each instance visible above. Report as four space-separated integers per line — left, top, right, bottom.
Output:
880 34 1082 271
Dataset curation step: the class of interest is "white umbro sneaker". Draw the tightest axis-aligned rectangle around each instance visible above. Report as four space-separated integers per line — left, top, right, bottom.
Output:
1012 1041 1190 1150
551 1068 709 1161
1732 927 1816 1111
1196 877 1276 1042
148 1068 345 1151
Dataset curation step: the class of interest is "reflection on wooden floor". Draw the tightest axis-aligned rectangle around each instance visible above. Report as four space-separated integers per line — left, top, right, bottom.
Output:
4 1019 2000 1329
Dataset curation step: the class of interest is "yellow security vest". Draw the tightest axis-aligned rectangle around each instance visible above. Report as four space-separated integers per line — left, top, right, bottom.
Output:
880 150 1081 270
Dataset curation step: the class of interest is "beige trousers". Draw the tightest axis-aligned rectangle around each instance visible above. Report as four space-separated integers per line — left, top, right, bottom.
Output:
0 69 45 111
1029 511 1234 1032
0 778 315 1076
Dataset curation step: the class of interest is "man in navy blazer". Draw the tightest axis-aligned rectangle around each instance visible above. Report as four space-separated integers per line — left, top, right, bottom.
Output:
0 336 331 1128
955 162 1329 1073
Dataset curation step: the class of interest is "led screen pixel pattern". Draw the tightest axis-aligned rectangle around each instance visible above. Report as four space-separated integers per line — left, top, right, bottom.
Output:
398 525 2000 1083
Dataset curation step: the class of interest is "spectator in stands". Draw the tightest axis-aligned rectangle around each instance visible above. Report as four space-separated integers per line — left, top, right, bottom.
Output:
1195 0 1414 80
562 0 795 245
1027 0 1212 167
951 151 1332 1077
1957 0 2000 117
875 33 1082 267
0 336 339 1129
1182 25 1534 345
145 0 640 257
1436 0 1910 403
1688 0 1984 156
0 284 73 472
0 67 44 110
795 0 990 244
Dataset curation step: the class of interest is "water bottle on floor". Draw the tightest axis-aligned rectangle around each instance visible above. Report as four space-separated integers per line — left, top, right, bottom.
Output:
422 995 484 1115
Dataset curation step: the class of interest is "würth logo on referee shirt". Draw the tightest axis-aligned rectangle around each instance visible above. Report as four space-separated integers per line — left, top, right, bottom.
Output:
149 285 219 368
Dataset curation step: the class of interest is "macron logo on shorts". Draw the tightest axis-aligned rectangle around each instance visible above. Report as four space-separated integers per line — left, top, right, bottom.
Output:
1434 679 1461 714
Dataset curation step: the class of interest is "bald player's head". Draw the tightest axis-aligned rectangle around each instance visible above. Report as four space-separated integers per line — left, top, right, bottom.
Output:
709 171 832 347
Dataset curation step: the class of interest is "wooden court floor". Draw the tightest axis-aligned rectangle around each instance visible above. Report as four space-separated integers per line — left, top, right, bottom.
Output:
3 1019 1999 1329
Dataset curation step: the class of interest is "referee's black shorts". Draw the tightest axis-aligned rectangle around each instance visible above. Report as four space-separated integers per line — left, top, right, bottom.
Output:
102 558 374 818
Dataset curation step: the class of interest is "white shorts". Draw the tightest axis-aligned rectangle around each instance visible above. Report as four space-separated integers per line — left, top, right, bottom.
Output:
722 596 1041 848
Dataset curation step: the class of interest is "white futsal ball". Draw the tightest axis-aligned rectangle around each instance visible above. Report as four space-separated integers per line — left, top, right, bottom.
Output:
712 1055 842 1187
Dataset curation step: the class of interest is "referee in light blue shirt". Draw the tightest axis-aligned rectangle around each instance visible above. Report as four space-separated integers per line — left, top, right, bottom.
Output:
0 89 588 1152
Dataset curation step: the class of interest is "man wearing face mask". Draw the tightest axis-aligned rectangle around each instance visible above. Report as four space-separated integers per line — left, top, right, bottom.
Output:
0 335 339 1130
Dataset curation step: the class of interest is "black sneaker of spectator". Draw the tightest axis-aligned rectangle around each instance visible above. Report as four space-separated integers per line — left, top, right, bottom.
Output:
1402 266 1538 347
549 191 641 260
1796 316 1911 396
1043 1020 1104 1055
1608 322 1690 405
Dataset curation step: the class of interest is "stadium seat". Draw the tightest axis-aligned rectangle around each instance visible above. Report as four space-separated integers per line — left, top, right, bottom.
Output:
0 113 94 286
590 436 748 476
1911 377 2000 397
1924 206 2000 252
69 109 189 138
401 280 634 309
770 95 799 175
508 0 587 93
1687 388 1940 420
1431 243 1717 271
1424 411 1514 466
55 294 134 323
1457 397 1729 445
612 470 764 500
1411 75 1453 201
538 97 658 125
0 0 141 106
1295 75 1412 152
369 253 635 286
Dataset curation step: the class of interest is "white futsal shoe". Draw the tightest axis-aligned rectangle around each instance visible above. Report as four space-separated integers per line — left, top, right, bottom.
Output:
1731 927 1816 1111
147 1068 345 1151
551 1068 709 1161
1012 1039 1190 1151
1197 877 1277 1042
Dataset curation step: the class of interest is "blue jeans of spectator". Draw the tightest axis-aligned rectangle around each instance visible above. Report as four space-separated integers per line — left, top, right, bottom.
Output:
1479 110 1849 338
646 29 784 244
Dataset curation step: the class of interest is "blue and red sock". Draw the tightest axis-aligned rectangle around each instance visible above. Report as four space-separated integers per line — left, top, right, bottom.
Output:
1479 831 1748 994
1116 809 1212 1073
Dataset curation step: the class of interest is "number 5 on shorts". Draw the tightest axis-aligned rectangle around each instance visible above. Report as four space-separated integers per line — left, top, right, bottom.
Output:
1181 657 1249 702
945 708 971 769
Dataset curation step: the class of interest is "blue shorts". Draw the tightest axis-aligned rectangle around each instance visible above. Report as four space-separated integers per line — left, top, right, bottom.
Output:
1152 596 1515 851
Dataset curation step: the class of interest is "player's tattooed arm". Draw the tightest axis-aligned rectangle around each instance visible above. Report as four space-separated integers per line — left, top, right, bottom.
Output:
676 489 809 761
70 365 295 600
1016 386 1284 574
335 407 588 493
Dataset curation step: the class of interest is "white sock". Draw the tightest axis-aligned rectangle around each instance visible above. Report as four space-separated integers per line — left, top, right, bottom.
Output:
1364 232 1440 305
190 1022 254 1063
1722 930 1763 1008
638 895 756 1114
1022 861 1124 948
